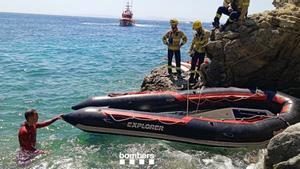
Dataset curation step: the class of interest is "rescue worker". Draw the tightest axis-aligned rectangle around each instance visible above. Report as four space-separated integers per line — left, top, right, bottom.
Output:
212 0 250 31
163 19 187 76
18 109 62 152
188 20 210 84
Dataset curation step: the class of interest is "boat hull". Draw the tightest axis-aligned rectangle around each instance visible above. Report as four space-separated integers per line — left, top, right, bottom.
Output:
66 88 300 147
119 19 135 26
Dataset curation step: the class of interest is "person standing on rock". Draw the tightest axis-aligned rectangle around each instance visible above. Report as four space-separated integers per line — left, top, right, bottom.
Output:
188 20 210 85
212 0 250 31
163 19 187 77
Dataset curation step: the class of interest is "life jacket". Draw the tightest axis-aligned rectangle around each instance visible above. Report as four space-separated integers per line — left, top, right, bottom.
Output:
163 29 187 50
190 29 210 53
230 0 250 12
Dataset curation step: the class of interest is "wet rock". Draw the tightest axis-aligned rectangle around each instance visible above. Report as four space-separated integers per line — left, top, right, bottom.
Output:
141 65 193 91
141 65 177 91
264 123 300 169
140 63 208 91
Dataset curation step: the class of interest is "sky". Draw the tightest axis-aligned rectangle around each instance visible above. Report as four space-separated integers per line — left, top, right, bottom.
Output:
0 0 275 22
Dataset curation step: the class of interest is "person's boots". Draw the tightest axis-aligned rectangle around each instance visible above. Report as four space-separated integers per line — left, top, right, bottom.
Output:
177 70 182 79
194 73 200 84
189 75 196 85
212 17 220 29
167 65 173 76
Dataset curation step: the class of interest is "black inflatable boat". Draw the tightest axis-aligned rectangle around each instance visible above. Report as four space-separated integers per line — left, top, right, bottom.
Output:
64 88 300 147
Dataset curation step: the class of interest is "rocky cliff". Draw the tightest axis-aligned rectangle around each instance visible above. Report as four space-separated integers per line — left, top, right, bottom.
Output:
203 1 300 97
264 123 300 169
141 1 300 96
273 0 300 7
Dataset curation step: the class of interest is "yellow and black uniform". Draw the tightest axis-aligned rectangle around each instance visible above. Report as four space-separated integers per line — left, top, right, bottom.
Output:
235 0 250 21
213 0 250 29
190 29 209 54
163 30 187 51
235 0 250 11
162 29 187 75
189 29 210 83
223 0 231 8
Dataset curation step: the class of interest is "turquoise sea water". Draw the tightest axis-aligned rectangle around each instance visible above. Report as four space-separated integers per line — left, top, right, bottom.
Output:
0 12 263 168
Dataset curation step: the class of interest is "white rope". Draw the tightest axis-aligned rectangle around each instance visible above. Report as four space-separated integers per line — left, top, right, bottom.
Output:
106 109 276 126
186 73 190 116
107 112 184 125
186 91 262 108
106 90 265 125
230 114 274 121
196 86 205 112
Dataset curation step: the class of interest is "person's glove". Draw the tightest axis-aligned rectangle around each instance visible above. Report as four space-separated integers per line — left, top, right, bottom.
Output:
228 4 233 12
188 50 195 57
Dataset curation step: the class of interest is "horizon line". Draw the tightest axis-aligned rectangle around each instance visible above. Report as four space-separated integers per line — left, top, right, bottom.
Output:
0 11 214 22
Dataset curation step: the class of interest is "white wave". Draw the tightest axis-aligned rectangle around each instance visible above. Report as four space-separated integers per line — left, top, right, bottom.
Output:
202 155 236 169
81 22 118 26
81 22 157 28
135 24 158 28
184 21 193 24
245 149 266 169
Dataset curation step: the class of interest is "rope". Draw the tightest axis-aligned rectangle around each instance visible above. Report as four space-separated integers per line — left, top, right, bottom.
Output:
180 88 265 120
106 89 274 125
185 92 261 108
186 73 190 116
107 109 277 125
195 86 205 112
231 114 274 121
107 113 184 125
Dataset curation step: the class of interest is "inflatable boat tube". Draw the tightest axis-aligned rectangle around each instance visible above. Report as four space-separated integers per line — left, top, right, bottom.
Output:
72 87 289 114
65 88 300 147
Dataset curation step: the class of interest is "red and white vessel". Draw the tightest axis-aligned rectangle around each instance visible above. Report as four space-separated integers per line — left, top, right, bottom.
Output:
119 2 135 26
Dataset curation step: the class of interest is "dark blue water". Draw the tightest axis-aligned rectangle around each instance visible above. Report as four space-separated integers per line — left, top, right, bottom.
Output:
0 12 263 168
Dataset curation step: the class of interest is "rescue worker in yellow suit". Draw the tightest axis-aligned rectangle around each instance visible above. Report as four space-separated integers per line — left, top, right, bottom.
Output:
212 0 250 31
188 20 210 84
163 19 187 76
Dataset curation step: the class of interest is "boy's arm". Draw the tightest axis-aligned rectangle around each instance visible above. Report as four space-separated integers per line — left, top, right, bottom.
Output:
36 115 62 128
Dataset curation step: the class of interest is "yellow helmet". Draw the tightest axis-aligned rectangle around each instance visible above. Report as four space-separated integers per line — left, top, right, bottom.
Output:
170 19 179 26
193 20 202 30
